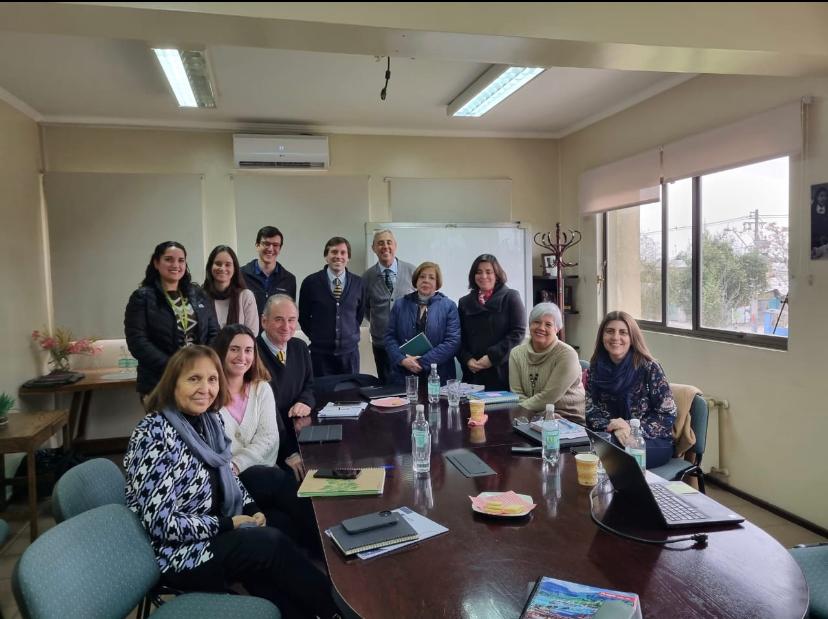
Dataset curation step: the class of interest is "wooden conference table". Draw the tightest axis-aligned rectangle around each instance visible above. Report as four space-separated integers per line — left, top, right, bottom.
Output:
299 396 808 619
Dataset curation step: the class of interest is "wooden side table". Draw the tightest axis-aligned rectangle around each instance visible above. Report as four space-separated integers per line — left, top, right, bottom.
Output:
19 369 136 455
0 410 70 540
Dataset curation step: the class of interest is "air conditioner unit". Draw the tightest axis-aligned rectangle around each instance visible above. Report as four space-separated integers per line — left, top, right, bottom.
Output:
233 134 329 169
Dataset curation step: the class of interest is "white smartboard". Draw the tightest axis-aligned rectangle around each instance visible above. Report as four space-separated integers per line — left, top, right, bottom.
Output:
365 223 531 310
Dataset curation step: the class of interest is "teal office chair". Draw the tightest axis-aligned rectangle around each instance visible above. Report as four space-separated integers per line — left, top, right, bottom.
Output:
12 503 280 619
52 457 125 523
790 543 828 619
651 393 709 493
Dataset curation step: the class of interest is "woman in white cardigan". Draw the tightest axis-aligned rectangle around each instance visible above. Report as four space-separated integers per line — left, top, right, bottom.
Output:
213 324 317 551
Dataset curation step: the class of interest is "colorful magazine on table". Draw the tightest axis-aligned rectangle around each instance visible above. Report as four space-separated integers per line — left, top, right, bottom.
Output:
520 576 641 619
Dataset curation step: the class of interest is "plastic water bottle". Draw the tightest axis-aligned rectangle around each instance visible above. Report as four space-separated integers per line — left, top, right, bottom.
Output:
412 404 431 473
541 404 560 465
427 363 440 404
626 418 647 471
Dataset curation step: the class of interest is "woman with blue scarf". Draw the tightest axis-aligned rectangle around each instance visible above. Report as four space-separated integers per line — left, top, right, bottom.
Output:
585 311 676 468
125 346 340 619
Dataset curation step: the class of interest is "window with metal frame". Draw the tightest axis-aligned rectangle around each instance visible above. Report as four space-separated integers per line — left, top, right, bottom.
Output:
604 156 789 349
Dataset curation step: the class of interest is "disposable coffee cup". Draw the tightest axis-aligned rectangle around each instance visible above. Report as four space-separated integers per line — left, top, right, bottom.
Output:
469 425 486 444
469 399 485 421
574 453 600 486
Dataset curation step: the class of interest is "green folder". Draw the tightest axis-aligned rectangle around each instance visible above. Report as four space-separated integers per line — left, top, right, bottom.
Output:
399 332 433 357
297 468 386 497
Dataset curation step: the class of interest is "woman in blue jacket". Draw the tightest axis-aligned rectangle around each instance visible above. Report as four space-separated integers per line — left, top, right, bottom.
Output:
385 261 460 385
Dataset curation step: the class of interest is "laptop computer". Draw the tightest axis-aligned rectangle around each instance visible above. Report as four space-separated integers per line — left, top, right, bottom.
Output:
359 384 406 399
588 429 744 529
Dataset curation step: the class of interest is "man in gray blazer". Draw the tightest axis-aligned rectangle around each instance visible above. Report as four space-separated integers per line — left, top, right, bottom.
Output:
362 229 415 383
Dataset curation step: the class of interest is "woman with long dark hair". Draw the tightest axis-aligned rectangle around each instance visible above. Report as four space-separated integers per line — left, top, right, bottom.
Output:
585 311 676 468
125 241 219 396
458 254 525 390
212 324 313 549
124 346 339 618
203 245 259 334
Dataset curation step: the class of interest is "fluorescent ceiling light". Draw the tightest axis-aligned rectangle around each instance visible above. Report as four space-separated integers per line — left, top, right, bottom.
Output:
152 48 215 108
448 65 544 118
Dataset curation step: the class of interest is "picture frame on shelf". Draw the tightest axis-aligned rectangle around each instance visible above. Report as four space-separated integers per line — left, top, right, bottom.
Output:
542 253 556 276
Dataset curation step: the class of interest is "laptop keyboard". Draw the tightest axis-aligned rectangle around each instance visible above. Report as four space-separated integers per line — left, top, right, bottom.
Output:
650 484 706 522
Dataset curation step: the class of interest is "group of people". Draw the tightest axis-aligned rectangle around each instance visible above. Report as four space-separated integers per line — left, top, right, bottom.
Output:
121 225 678 618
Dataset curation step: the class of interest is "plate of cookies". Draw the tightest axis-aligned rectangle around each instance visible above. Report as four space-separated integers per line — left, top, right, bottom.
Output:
469 491 536 517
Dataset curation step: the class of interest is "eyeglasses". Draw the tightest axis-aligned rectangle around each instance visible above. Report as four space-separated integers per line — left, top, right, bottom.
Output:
258 241 282 249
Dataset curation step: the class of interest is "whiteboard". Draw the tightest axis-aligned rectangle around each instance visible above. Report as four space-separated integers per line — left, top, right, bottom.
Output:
365 223 531 311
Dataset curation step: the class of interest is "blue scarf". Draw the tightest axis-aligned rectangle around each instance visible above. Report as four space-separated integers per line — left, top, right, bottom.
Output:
161 408 243 517
591 350 641 420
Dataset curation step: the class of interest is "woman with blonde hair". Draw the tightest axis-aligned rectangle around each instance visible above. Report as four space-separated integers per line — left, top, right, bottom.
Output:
385 261 460 384
585 311 676 468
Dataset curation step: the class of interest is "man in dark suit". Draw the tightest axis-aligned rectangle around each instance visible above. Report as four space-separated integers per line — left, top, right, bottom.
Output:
257 294 314 480
298 237 364 377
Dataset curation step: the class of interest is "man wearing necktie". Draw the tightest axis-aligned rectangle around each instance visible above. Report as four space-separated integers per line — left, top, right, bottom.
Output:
257 294 313 478
298 237 365 377
362 229 415 383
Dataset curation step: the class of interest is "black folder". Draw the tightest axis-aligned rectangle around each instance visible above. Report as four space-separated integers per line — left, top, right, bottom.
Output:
297 424 343 443
328 513 418 555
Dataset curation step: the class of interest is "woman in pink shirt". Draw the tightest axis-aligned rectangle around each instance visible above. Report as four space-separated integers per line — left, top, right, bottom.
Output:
213 324 317 552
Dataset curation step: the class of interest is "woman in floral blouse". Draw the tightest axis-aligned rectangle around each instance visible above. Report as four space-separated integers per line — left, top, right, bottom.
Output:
585 311 676 468
124 345 339 619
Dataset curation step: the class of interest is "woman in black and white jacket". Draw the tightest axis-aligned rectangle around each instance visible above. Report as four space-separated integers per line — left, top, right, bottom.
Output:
124 345 339 619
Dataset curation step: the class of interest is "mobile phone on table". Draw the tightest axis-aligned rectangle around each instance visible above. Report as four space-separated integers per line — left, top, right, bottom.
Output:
313 468 361 480
341 511 399 534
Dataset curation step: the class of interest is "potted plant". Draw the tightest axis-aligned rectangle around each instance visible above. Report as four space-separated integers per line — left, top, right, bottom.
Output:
31 328 101 374
0 392 13 427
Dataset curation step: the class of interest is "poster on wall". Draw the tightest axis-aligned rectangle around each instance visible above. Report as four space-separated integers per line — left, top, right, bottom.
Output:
812 182 828 259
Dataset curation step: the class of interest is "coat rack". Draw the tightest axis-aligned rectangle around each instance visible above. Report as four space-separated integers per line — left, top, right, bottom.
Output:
534 223 582 341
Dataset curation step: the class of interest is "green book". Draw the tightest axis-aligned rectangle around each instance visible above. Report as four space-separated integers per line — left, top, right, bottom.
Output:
399 332 433 357
297 468 386 497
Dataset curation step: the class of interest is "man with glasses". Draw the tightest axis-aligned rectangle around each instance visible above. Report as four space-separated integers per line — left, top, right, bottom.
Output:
241 226 297 319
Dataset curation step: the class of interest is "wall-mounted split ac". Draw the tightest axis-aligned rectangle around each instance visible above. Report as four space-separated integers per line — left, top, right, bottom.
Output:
233 134 329 169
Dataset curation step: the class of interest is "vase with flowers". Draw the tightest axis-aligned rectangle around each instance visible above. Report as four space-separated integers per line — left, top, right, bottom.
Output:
31 328 101 374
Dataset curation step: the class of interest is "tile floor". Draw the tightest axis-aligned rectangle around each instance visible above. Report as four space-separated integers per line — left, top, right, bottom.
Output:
1 484 825 618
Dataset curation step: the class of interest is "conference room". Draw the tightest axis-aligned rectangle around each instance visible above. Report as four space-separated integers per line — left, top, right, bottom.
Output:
0 3 826 618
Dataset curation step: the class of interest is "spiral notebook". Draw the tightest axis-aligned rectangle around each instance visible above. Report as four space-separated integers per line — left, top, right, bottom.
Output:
328 514 418 556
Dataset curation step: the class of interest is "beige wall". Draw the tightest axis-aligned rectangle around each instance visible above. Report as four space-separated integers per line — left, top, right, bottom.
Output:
561 74 828 528
0 100 48 406
42 127 560 269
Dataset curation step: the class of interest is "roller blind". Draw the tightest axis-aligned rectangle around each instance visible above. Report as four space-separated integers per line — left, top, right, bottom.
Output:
662 101 803 182
578 149 661 215
579 100 804 215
